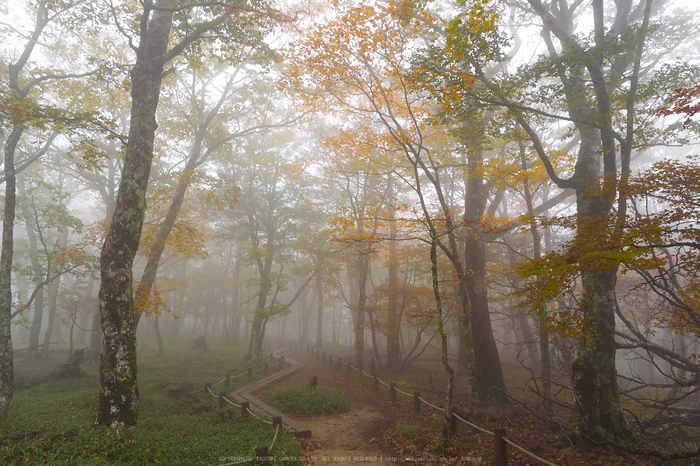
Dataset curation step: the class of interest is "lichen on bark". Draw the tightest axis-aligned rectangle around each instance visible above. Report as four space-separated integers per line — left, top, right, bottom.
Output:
94 6 172 428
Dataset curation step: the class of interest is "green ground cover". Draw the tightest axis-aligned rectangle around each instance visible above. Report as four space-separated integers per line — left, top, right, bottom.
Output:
265 383 351 415
1 344 302 465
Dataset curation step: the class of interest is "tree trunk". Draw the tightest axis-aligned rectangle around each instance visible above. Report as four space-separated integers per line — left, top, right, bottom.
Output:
354 253 369 369
315 268 324 348
430 240 454 444
386 199 400 370
41 249 64 358
94 7 172 428
171 260 187 341
246 268 273 361
0 0 53 419
0 124 22 418
300 290 309 345
521 154 552 412
464 149 507 400
133 147 199 328
75 311 90 347
154 314 164 356
87 307 101 364
18 178 45 360
571 143 628 439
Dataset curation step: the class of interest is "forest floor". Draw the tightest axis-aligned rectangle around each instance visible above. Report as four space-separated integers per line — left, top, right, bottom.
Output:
266 350 696 466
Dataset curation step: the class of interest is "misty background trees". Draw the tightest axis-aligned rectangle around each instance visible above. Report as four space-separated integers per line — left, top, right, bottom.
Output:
2 0 699 452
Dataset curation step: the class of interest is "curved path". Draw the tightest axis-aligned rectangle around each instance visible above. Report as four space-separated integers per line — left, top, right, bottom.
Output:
265 352 397 465
229 349 396 465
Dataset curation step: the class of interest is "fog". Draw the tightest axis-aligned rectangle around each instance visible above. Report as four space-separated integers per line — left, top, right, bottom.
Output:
2 0 700 463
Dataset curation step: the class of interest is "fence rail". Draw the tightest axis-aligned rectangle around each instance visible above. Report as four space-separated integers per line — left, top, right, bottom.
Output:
304 345 559 466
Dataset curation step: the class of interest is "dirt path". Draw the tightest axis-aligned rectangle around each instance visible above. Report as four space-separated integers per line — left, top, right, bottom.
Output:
269 354 399 465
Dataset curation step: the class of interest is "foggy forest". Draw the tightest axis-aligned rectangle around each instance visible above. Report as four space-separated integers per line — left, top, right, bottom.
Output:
1 0 699 464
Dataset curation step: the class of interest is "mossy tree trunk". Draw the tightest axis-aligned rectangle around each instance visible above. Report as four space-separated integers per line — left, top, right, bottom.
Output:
94 7 172 428
510 0 653 440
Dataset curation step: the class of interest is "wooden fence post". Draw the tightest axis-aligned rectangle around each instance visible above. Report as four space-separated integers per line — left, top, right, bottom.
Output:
247 368 252 378
224 374 230 387
347 361 352 374
414 392 421 414
270 352 274 361
204 382 211 394
219 391 225 409
374 375 379 391
279 357 283 369
241 401 250 419
449 412 457 436
316 350 320 360
495 427 507 466
273 416 282 428
371 358 376 377
338 358 342 370
390 383 397 403
322 353 326 362
255 445 271 466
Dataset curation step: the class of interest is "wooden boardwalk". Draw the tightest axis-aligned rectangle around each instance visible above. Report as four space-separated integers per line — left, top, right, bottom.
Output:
230 350 312 438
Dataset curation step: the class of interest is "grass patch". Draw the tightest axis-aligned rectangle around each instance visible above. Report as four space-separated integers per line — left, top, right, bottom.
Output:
1 343 302 465
385 421 430 443
266 384 351 415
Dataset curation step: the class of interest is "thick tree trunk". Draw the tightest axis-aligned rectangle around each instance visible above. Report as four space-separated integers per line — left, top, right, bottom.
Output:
571 166 628 440
464 149 507 400
572 267 626 440
464 236 507 399
94 7 172 428
519 0 653 439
